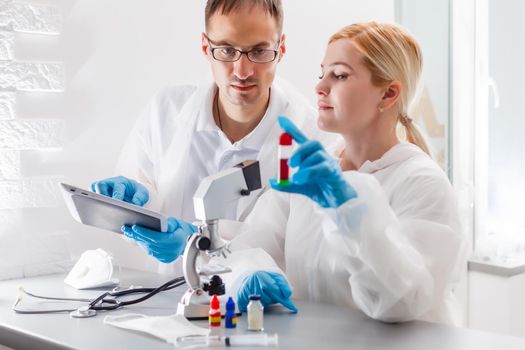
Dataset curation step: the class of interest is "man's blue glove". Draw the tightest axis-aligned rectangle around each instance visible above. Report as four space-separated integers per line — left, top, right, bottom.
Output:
91 176 149 207
237 271 298 313
121 217 198 263
270 116 357 208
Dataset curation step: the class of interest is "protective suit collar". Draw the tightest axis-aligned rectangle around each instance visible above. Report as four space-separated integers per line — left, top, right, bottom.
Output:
358 143 427 174
193 84 286 152
235 87 286 151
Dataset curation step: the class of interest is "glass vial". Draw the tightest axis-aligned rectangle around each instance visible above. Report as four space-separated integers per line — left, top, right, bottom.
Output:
247 294 264 331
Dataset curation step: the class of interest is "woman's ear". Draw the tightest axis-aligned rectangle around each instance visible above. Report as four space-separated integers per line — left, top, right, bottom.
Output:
380 80 402 111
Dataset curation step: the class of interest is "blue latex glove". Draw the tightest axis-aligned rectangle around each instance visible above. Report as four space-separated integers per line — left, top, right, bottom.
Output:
270 116 357 208
91 176 149 207
237 271 298 313
121 217 198 263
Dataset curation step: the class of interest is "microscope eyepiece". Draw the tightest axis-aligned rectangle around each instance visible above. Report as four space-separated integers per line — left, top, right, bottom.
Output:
196 236 211 251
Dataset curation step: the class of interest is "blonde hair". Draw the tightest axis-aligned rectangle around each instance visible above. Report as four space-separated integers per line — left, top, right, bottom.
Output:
329 22 431 156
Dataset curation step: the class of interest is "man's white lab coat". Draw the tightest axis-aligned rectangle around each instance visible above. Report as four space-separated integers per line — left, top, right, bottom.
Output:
117 78 334 225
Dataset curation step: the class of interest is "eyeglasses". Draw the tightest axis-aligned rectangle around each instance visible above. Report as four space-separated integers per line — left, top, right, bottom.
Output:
204 34 280 63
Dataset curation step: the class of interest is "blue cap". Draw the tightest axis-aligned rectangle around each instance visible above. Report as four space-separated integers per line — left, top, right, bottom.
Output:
249 294 261 301
226 296 236 310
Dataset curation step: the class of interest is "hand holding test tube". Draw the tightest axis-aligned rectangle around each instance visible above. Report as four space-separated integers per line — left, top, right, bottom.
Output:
270 116 357 209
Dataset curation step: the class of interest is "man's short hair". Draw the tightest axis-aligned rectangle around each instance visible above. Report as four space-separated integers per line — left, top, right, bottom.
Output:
205 0 283 35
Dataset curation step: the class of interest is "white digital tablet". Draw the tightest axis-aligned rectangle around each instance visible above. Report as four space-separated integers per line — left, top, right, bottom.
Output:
60 183 168 234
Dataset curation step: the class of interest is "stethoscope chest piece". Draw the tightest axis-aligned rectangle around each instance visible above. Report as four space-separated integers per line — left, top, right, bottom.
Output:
70 306 97 318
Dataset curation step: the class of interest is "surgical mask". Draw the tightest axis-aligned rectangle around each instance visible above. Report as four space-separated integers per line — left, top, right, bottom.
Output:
64 249 119 289
104 313 209 345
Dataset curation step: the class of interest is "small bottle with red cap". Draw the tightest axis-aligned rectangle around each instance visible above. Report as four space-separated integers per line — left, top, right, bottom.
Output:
278 132 293 185
209 295 221 327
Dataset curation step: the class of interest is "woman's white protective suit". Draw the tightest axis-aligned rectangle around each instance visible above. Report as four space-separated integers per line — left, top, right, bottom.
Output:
219 143 467 325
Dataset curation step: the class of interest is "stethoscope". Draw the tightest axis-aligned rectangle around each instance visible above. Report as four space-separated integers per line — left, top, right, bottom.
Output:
12 276 185 318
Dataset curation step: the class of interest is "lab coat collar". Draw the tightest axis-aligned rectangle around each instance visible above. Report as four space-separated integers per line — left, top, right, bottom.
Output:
194 82 285 151
240 85 286 150
194 82 218 132
357 142 427 174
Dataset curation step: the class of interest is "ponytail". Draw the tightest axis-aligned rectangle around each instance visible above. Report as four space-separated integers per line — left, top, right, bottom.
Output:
398 114 431 156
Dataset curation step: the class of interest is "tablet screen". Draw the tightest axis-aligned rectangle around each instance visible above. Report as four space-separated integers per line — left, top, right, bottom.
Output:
61 183 167 234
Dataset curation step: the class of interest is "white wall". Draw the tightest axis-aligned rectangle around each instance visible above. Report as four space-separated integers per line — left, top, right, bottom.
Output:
281 0 395 102
0 0 395 278
469 271 525 337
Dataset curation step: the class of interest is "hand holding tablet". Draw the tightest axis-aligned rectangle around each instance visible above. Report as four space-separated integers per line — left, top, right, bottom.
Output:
60 183 168 234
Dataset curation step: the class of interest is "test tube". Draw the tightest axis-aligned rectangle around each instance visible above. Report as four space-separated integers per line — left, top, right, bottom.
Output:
278 132 293 185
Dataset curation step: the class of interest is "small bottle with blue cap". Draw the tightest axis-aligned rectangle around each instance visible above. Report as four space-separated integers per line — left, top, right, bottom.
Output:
225 296 237 329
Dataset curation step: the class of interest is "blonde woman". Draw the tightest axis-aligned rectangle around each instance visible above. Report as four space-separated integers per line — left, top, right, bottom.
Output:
222 22 467 325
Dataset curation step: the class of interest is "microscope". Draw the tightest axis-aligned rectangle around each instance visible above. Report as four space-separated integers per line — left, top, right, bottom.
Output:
176 160 261 319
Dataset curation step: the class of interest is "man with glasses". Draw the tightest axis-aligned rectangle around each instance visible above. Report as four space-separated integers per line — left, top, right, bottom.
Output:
91 0 331 266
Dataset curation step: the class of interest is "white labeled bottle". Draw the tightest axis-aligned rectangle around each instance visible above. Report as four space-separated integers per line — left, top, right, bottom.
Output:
247 294 264 331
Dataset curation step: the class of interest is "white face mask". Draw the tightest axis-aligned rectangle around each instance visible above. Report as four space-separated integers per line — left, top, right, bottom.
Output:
104 313 209 345
64 249 119 289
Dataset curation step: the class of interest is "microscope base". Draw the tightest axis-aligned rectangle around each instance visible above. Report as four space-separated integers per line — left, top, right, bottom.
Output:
176 289 240 320
177 302 216 320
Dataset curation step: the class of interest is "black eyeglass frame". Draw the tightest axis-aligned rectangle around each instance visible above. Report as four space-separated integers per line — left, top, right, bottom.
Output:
204 33 281 63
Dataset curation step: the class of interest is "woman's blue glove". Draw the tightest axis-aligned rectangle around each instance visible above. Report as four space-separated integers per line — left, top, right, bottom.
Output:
270 116 357 208
121 217 198 263
91 176 149 207
237 271 298 313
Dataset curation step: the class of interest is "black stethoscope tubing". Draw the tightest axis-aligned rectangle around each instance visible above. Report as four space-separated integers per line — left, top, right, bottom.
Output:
88 276 185 311
14 276 186 314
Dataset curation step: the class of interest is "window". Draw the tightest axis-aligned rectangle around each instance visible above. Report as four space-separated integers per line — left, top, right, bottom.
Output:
476 0 525 262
